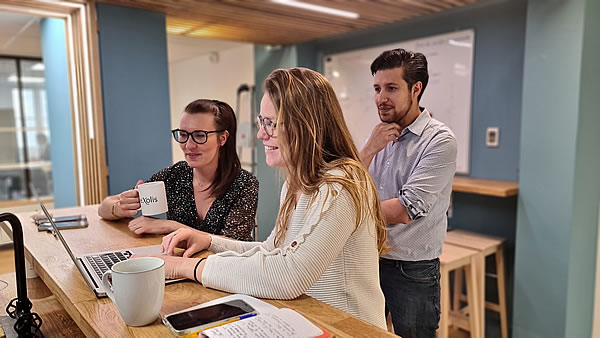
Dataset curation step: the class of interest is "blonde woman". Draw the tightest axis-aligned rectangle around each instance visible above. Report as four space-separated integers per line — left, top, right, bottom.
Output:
157 68 387 328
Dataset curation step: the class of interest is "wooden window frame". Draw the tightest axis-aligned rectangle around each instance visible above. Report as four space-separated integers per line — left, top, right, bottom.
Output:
0 0 107 205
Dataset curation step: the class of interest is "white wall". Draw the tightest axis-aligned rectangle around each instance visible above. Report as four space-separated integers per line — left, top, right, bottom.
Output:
168 43 254 166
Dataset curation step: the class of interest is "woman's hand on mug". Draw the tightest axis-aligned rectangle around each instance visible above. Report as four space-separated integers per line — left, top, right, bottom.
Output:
161 228 211 258
115 180 143 217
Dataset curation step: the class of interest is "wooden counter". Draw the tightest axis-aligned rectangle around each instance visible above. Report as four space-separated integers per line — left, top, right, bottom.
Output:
452 176 518 197
1 205 395 337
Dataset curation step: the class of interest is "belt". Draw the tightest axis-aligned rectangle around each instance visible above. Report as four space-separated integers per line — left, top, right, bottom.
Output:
380 257 439 265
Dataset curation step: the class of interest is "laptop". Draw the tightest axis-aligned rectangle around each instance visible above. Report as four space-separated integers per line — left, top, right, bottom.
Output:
36 198 182 298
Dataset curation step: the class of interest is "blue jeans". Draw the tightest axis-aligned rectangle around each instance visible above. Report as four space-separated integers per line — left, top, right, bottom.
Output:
379 258 440 338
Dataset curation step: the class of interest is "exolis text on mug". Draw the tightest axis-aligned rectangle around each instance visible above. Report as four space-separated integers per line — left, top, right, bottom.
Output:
140 196 158 205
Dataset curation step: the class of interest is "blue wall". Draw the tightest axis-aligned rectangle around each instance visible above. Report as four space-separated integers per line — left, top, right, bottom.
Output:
513 0 600 337
253 44 320 241
40 18 77 207
253 45 297 241
96 3 172 195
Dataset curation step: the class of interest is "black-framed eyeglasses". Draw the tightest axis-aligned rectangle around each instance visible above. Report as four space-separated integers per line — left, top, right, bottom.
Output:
171 129 224 144
255 115 277 137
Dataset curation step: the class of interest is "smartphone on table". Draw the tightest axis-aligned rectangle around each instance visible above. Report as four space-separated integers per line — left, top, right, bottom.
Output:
163 299 256 336
36 215 89 231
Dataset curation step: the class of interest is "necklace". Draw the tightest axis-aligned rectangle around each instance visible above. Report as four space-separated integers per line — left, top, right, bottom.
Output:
192 168 215 193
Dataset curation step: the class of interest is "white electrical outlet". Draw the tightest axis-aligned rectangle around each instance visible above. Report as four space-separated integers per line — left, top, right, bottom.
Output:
486 127 500 147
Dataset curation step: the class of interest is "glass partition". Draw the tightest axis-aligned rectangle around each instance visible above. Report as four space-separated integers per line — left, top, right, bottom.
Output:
0 56 52 201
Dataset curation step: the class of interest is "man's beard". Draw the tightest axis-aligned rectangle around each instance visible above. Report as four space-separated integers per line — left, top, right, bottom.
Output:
379 95 413 125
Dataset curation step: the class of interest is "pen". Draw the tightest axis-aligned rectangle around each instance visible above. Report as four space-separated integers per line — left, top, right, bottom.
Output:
238 313 258 320
203 312 257 330
183 312 259 337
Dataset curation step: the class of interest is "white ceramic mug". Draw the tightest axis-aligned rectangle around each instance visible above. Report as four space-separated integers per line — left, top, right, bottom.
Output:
101 257 165 326
136 181 168 216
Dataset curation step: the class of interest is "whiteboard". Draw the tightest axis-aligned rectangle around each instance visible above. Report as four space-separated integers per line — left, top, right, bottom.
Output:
324 29 474 174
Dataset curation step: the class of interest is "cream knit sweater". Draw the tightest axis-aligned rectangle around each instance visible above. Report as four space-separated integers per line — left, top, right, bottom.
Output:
201 173 386 329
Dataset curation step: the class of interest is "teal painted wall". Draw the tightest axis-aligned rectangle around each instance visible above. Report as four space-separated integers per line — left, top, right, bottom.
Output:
566 0 600 336
96 3 172 195
40 18 77 207
513 0 600 337
253 44 317 241
253 45 296 241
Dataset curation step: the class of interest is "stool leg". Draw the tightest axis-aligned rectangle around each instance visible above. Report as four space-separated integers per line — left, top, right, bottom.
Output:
439 266 450 338
453 268 463 312
477 254 486 338
466 257 481 338
386 312 394 333
496 246 508 338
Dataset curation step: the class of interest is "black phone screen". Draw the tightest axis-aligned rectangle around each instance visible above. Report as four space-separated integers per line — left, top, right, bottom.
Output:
166 300 254 331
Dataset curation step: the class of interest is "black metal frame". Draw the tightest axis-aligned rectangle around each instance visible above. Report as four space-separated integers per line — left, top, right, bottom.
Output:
1 212 43 336
171 129 224 145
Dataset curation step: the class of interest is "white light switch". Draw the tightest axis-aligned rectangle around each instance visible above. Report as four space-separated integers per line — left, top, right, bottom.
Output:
486 127 500 147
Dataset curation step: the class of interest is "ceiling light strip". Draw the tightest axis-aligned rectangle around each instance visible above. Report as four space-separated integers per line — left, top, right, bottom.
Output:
271 0 359 19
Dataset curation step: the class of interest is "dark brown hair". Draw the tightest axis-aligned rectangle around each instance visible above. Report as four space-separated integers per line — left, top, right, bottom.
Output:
370 48 429 102
184 99 240 198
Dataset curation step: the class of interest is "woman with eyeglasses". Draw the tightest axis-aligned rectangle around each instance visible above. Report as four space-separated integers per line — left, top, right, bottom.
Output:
98 99 258 241
154 68 388 328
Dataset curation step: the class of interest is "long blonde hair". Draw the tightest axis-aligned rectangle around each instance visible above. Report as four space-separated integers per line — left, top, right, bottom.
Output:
264 67 387 254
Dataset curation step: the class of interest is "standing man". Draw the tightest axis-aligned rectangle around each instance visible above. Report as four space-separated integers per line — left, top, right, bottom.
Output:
360 48 457 337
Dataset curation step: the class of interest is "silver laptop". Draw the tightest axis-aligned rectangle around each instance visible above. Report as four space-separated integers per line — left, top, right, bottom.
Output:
37 199 181 298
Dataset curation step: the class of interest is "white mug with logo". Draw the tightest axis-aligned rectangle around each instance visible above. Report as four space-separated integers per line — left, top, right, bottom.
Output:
101 257 165 326
136 181 168 216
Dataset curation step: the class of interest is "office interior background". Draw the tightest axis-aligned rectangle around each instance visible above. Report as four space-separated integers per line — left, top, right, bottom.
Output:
0 0 598 337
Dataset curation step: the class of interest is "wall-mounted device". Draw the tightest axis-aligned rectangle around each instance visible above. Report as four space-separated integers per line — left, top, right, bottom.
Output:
486 127 500 147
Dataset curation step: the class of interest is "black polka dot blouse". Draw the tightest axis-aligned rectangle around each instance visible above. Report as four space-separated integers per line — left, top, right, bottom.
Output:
147 161 258 241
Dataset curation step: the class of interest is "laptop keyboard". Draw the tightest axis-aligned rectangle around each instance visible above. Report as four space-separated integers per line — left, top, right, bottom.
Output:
85 251 133 280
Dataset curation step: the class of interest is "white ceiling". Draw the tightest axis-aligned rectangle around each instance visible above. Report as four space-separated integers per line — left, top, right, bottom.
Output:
0 12 41 57
0 11 248 63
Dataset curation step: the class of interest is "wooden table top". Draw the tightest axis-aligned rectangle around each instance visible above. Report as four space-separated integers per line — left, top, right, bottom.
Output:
445 229 505 254
452 176 518 197
1 205 395 337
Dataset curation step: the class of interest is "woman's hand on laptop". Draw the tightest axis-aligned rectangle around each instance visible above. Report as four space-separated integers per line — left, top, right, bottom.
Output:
128 217 183 235
161 228 212 258
147 255 206 281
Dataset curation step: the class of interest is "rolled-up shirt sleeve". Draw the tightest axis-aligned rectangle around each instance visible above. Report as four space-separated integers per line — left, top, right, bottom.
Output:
398 132 457 220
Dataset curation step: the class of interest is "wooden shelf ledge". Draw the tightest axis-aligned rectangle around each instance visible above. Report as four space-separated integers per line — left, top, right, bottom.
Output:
452 176 518 197
0 198 53 209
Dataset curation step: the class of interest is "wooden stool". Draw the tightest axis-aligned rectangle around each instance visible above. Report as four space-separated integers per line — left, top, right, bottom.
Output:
438 243 481 338
445 230 508 338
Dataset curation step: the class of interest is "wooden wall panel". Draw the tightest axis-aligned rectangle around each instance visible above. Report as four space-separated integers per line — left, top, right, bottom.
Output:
98 0 478 44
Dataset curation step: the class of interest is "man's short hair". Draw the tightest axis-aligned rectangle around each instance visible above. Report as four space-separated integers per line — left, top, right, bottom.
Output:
370 48 429 102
